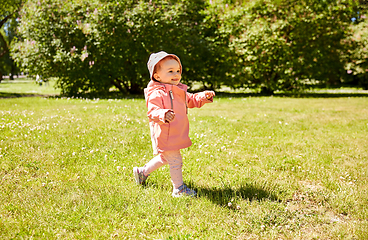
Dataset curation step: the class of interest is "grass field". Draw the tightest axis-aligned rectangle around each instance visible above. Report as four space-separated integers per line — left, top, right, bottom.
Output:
0 79 368 239
0 77 60 98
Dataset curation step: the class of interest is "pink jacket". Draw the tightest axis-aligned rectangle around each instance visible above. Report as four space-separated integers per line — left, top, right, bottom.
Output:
144 80 213 154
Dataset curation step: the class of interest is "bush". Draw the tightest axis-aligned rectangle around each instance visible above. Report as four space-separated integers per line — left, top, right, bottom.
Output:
12 0 238 95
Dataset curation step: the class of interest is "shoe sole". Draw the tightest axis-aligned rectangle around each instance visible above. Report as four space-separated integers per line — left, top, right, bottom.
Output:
172 192 197 198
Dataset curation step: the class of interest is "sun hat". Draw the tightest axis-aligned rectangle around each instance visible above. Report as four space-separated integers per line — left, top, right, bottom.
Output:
147 51 182 80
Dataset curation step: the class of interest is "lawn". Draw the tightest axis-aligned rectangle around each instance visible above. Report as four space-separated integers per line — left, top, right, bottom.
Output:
0 77 60 98
0 80 367 239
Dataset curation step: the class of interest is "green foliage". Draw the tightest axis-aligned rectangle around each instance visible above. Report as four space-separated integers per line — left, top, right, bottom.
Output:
345 12 368 89
10 0 365 94
0 0 22 80
0 0 22 16
0 19 20 80
12 0 237 95
231 0 359 93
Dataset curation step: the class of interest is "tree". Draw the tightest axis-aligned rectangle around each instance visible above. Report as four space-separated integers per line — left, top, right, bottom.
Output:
12 0 239 95
232 0 359 93
344 1 368 89
0 0 22 81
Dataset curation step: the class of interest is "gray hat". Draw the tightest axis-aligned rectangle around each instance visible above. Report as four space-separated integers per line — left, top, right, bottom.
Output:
147 51 182 80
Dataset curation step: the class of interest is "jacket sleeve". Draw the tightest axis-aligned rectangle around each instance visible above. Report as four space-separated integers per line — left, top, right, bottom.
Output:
186 91 213 108
146 91 171 125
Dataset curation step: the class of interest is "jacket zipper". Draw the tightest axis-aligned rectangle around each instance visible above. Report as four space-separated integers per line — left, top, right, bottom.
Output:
169 90 174 110
167 89 174 141
185 93 187 114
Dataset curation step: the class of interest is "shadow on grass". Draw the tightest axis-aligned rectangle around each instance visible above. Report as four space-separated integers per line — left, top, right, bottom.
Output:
2 89 367 99
48 91 145 100
186 181 281 206
66 89 368 99
0 92 55 98
215 91 368 99
49 91 368 100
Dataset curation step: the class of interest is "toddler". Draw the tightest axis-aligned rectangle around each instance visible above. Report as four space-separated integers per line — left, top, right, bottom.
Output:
133 51 215 197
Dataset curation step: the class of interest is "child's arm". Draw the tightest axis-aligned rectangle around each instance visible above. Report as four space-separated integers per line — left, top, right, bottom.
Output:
147 93 174 124
186 90 215 108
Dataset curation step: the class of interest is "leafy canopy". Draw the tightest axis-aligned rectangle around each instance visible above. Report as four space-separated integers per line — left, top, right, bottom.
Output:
12 0 237 95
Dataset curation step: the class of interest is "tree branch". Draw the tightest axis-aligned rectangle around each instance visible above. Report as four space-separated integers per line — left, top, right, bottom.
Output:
0 12 15 29
0 9 19 58
0 31 9 58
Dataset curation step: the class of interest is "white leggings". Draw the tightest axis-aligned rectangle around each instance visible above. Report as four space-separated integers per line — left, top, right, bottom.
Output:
143 150 183 189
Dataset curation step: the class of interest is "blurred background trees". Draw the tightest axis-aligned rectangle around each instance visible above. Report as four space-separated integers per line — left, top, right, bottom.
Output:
0 0 22 82
344 0 368 89
233 0 359 93
8 0 368 95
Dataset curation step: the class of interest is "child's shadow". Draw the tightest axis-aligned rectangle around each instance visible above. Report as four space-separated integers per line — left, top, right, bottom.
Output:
187 182 281 206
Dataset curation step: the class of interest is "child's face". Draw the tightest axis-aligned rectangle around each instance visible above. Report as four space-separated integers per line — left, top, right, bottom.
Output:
153 58 181 85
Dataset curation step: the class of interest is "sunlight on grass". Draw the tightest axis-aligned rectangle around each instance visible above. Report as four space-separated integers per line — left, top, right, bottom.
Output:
0 95 367 239
0 78 61 97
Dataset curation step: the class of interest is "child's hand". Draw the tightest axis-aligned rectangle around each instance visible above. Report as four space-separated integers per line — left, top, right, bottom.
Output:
165 110 175 123
204 91 215 99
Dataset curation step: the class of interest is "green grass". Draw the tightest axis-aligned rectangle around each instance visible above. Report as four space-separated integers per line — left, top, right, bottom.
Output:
0 77 60 97
0 81 368 239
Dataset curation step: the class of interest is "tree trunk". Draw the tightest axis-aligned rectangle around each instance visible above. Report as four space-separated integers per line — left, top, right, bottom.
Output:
0 14 13 58
113 78 143 94
361 76 368 90
10 63 15 80
129 82 143 94
260 86 274 95
111 79 125 93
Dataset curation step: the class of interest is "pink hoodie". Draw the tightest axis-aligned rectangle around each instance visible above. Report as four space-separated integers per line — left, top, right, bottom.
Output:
144 80 213 154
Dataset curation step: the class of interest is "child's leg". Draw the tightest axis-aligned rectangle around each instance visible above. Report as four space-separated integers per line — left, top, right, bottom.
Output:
161 150 183 189
142 154 168 176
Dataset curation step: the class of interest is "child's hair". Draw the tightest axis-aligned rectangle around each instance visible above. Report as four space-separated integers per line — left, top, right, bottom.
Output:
152 56 180 82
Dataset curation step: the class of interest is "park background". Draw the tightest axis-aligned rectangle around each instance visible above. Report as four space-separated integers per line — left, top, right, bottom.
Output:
1 0 368 239
1 0 368 95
